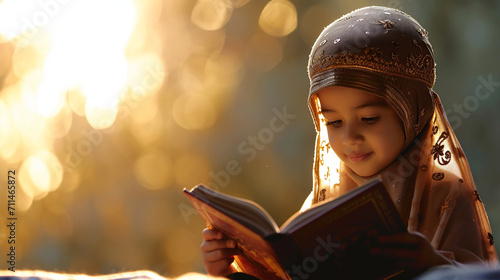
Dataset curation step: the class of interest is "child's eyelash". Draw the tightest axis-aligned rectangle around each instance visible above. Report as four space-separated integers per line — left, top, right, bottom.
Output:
326 120 343 127
362 116 380 124
326 116 380 127
325 116 380 127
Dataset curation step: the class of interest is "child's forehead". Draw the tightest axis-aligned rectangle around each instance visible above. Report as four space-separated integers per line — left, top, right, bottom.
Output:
316 87 387 109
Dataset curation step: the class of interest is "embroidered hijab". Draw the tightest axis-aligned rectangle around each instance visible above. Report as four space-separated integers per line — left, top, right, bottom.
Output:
305 6 497 264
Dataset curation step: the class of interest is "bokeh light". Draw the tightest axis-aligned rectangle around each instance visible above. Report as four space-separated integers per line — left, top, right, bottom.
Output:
191 0 233 31
258 0 297 37
19 149 63 200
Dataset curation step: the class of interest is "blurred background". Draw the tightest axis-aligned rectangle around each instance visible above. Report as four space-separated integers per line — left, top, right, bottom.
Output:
0 0 498 277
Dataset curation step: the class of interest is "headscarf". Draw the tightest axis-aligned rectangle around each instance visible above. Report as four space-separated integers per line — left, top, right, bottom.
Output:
304 6 497 265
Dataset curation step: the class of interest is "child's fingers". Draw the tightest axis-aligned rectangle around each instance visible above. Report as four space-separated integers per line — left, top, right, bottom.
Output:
201 239 237 253
202 228 223 241
202 247 240 263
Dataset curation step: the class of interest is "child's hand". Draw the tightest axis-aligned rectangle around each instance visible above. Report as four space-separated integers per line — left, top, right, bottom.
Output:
371 231 452 271
200 228 239 276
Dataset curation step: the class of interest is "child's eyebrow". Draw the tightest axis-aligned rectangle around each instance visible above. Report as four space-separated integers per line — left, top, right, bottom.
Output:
355 101 388 109
320 108 335 113
320 101 387 113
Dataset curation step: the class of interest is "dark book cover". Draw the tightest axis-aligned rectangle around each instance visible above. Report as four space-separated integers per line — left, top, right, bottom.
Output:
184 178 406 280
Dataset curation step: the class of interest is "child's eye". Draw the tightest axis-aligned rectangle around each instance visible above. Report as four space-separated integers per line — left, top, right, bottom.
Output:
326 120 343 128
362 116 380 125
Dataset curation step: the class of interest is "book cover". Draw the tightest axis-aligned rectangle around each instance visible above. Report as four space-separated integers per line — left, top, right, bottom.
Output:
184 178 406 279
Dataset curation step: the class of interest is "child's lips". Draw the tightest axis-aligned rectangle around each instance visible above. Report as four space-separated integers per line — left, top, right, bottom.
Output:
346 152 373 162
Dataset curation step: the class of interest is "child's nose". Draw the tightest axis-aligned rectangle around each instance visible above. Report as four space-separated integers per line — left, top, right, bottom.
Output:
342 124 363 146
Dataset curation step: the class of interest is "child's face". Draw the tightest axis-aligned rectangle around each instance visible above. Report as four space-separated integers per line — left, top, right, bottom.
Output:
317 86 405 177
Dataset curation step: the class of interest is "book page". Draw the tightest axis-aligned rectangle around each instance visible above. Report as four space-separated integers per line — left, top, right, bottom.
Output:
279 178 381 233
184 190 290 280
188 185 280 236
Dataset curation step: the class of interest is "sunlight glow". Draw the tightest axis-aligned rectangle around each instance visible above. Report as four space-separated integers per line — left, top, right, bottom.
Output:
128 53 166 98
0 0 140 210
0 0 299 222
0 0 39 41
36 0 136 127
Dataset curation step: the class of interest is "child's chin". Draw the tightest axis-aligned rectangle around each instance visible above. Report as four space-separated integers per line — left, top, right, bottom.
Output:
349 166 380 178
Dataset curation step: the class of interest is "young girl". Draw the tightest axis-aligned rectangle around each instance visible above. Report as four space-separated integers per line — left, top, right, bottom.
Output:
201 6 498 278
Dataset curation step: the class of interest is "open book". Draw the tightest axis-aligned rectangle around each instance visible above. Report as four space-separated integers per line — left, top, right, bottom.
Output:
183 178 407 280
